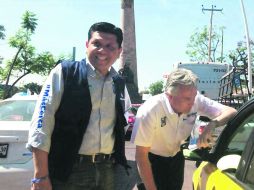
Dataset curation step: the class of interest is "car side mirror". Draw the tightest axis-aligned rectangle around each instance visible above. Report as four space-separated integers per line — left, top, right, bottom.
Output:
183 149 202 160
217 154 241 172
183 148 210 161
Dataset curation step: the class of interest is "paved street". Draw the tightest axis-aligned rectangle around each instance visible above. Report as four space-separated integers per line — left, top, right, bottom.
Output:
121 141 196 190
0 141 195 190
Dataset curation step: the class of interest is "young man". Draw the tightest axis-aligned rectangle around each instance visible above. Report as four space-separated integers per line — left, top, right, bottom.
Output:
131 68 237 190
27 22 131 190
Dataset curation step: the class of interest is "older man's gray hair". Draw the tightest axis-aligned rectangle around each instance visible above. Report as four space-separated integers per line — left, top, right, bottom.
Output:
165 68 199 95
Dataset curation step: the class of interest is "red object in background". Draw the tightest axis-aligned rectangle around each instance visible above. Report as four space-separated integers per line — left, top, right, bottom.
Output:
127 114 136 132
5 115 24 121
199 125 206 134
125 114 136 140
125 104 142 140
128 115 135 124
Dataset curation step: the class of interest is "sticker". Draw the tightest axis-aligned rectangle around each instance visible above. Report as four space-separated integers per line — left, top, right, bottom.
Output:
0 144 9 158
161 116 167 127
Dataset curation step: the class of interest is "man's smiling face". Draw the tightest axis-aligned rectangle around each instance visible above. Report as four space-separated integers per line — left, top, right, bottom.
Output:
86 31 122 76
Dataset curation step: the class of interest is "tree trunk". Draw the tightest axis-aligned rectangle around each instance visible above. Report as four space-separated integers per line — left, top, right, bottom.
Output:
3 46 23 99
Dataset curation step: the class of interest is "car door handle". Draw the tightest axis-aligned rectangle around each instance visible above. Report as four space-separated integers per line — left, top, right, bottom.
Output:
0 136 20 142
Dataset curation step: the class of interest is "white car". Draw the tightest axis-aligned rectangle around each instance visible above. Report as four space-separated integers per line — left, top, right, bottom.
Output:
0 95 37 190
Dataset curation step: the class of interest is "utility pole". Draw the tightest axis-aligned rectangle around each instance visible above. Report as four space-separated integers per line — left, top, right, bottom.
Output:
240 0 252 96
72 46 76 61
202 5 223 62
221 27 224 62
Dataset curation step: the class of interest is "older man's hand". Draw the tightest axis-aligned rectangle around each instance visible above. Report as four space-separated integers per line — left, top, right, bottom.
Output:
197 120 218 148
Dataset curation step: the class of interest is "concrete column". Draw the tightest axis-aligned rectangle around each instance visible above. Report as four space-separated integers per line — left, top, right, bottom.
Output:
120 0 138 88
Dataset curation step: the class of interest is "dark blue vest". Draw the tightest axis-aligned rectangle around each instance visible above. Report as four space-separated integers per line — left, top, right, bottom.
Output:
48 59 128 181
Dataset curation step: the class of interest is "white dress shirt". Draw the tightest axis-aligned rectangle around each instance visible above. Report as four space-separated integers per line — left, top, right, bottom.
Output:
27 60 131 155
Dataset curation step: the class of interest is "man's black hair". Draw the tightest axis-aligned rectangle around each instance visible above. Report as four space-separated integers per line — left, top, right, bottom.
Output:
88 22 123 48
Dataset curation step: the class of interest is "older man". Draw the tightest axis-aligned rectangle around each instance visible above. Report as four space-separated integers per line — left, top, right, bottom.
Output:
131 68 237 190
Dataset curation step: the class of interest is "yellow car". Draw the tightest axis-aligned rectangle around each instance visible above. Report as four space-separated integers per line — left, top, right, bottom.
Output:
184 98 254 190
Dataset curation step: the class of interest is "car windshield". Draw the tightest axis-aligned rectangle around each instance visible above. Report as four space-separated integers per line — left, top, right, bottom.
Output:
0 100 36 121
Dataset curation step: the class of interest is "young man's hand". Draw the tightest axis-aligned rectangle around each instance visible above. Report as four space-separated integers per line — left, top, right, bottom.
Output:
31 177 52 190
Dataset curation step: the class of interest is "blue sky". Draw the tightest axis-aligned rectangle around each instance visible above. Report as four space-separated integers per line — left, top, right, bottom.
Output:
0 0 253 90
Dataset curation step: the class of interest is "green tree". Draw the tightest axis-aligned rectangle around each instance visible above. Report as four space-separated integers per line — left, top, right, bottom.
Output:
0 24 5 76
22 82 42 94
21 11 37 34
149 80 164 96
0 25 5 40
186 26 225 62
1 11 59 99
3 11 38 98
227 40 254 72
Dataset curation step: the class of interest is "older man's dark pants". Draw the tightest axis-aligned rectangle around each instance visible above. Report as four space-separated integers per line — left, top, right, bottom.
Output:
51 155 114 190
148 151 185 190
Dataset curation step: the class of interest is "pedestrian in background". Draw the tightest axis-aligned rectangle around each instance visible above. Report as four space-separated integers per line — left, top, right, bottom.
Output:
27 22 131 190
131 68 237 190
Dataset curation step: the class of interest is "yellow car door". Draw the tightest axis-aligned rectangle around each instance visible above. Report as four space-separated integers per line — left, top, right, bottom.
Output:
191 98 254 190
193 160 245 190
207 169 244 190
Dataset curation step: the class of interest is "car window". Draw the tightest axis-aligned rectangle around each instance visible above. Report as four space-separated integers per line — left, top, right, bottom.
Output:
236 126 254 189
246 153 254 186
216 113 254 188
0 100 36 121
226 113 254 155
194 101 254 190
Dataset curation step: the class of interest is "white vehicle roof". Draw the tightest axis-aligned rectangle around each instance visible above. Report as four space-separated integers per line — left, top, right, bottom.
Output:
175 61 230 65
1 94 38 102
